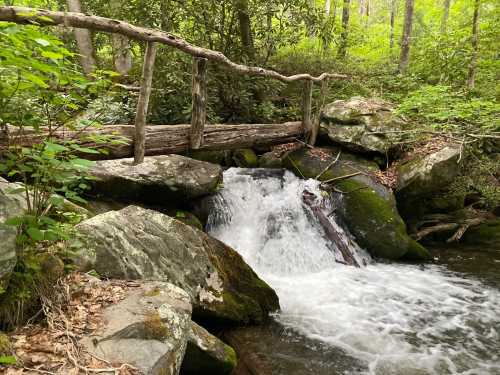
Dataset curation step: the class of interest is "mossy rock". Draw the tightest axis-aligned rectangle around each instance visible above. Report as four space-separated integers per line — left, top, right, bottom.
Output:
182 322 237 375
461 219 500 247
171 210 203 231
402 240 432 261
283 147 430 260
232 149 258 168
185 150 229 166
259 152 283 168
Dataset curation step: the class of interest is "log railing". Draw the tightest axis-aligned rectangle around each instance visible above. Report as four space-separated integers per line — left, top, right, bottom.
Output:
0 6 347 164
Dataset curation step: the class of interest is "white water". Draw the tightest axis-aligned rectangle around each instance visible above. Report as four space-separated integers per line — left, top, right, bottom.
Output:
208 168 500 375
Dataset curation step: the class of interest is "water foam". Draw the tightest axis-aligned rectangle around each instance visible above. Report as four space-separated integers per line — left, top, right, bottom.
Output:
208 168 500 375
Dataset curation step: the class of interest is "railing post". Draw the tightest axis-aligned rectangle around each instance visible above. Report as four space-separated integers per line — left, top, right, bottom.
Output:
190 57 208 149
302 79 313 144
134 41 157 164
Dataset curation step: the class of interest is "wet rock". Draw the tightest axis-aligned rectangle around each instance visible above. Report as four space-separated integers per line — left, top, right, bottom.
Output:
184 150 230 166
283 148 430 260
0 178 27 289
259 152 283 168
320 97 407 154
90 155 223 205
81 281 192 375
396 146 461 219
76 206 279 324
181 321 237 375
232 149 258 168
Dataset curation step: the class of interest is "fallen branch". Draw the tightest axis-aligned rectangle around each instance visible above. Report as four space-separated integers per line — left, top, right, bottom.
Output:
315 150 341 180
0 6 347 83
320 172 362 185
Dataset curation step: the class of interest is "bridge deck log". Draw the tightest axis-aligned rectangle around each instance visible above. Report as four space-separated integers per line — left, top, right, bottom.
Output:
1 122 304 160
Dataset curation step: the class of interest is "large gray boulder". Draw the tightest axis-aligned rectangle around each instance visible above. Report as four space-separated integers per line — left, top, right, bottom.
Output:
396 145 462 219
0 178 27 289
76 206 279 324
320 97 407 154
283 147 430 260
90 155 222 205
81 281 192 375
182 321 237 375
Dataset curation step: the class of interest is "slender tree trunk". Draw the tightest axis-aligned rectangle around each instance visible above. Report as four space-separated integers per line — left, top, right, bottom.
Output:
390 0 396 50
110 0 132 76
325 0 331 15
467 0 480 89
440 0 451 34
332 0 338 22
66 0 96 75
398 0 414 74
338 0 351 58
359 0 365 15
234 0 254 59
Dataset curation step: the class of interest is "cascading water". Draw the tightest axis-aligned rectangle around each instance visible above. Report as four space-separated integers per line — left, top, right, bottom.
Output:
208 168 500 375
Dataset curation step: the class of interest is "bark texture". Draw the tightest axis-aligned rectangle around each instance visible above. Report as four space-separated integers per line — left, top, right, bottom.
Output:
440 0 451 34
467 0 480 89
338 0 351 58
0 6 345 83
234 0 255 59
134 42 157 164
2 123 304 160
65 0 96 75
190 58 208 149
399 0 415 73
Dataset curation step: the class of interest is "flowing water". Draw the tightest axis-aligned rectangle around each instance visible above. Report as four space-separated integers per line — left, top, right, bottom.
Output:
208 168 500 375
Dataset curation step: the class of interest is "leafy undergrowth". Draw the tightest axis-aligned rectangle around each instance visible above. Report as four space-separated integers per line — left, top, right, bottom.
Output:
1 273 141 375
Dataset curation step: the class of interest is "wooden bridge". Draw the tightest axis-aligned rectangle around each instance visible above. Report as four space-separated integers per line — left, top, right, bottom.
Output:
0 6 347 163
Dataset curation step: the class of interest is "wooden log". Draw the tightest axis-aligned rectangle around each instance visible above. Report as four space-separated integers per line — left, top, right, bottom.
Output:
1 122 304 160
302 190 360 267
134 42 157 164
302 80 313 143
0 6 347 84
190 57 208 149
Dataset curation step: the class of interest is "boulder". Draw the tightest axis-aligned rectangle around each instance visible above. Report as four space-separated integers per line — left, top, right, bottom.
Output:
283 148 430 260
81 281 192 375
320 97 407 154
396 145 461 219
0 178 27 290
89 155 222 205
232 149 258 168
184 150 231 166
259 152 283 168
76 206 279 324
181 321 237 375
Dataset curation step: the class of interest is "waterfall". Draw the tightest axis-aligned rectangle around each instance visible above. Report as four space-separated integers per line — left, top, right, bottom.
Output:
208 168 500 375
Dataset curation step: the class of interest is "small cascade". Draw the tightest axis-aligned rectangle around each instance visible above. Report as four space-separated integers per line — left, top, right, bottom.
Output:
208 168 500 375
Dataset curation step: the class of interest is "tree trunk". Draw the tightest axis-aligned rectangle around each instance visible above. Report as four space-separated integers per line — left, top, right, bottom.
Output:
398 0 414 74
338 0 351 58
467 0 480 89
66 0 96 75
110 0 132 76
190 58 208 149
389 0 396 50
234 0 254 59
440 0 451 34
325 0 331 15
359 0 365 15
134 42 157 164
2 122 304 159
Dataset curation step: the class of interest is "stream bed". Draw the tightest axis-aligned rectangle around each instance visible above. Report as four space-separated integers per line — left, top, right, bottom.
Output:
208 168 500 375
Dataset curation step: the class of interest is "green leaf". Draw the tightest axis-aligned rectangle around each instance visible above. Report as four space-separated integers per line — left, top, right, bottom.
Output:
44 142 67 153
4 216 24 226
70 158 95 168
0 355 17 365
34 38 50 46
26 227 44 241
41 51 64 60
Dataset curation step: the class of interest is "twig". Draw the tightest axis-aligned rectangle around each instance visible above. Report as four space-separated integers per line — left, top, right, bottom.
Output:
286 155 305 179
294 137 314 149
315 150 341 180
320 172 361 184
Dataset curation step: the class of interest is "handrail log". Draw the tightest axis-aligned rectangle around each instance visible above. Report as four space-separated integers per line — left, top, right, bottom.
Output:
0 6 347 83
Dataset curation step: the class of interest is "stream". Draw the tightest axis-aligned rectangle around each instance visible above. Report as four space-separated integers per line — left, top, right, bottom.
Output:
208 168 500 375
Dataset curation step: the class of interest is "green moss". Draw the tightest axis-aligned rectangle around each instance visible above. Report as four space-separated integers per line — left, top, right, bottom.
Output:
232 149 258 168
144 286 161 297
0 333 11 356
182 340 237 375
403 240 432 261
186 150 227 165
337 179 409 259
143 311 169 340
